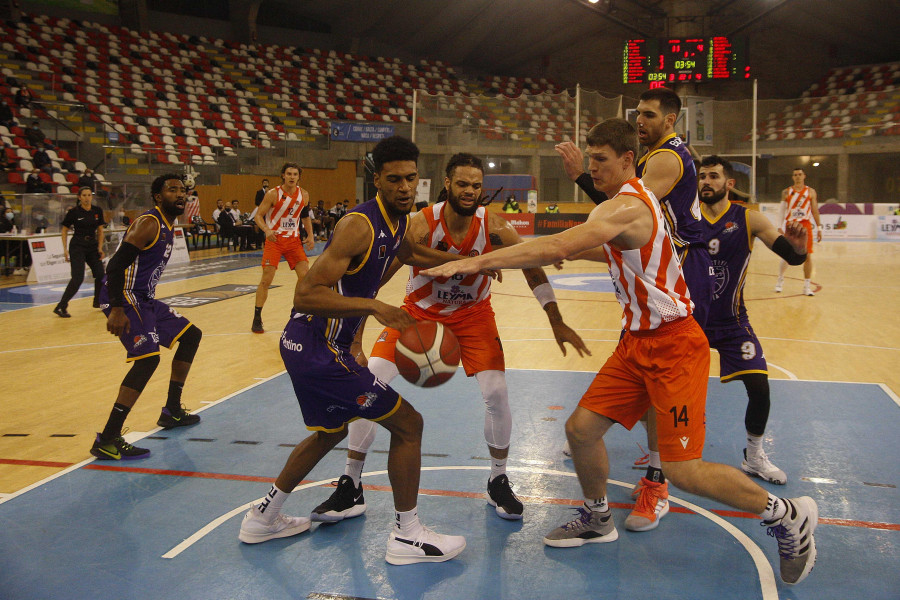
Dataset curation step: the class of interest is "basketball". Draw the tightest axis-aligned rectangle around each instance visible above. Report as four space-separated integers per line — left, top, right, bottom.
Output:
394 321 461 387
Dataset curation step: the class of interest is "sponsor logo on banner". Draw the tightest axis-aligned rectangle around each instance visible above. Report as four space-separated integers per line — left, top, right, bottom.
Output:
330 122 395 142
496 213 534 235
877 216 900 240
157 284 278 307
32 241 46 252
535 213 589 235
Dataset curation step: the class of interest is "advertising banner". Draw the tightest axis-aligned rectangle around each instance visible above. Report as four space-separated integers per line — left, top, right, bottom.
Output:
330 122 395 142
26 235 69 283
496 213 534 236
534 213 588 235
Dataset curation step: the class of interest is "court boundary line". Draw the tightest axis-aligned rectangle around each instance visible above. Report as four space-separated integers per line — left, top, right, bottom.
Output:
0 369 286 506
161 465 777 600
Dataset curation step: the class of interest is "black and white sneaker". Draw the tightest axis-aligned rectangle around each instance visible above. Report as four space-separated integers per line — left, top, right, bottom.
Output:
385 527 466 565
765 496 818 584
310 475 367 522
487 474 524 520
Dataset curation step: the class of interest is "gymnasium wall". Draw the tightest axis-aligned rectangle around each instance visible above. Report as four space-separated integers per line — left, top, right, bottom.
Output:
193 160 356 220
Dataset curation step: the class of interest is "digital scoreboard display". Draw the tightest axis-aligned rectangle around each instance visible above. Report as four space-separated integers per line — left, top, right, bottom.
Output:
623 37 749 85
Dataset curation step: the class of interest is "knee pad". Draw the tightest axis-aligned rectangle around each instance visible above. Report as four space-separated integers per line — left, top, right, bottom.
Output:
347 418 378 454
368 356 399 384
739 373 771 436
173 325 202 363
476 370 511 450
121 354 160 392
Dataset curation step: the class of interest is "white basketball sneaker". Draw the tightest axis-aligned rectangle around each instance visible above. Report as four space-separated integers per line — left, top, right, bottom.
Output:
238 507 310 544
385 526 466 565
774 277 784 293
804 281 815 296
764 496 818 584
742 448 788 485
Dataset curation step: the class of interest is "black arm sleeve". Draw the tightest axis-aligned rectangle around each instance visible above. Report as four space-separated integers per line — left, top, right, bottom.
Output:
300 206 310 218
772 235 807 266
575 173 608 205
105 241 141 307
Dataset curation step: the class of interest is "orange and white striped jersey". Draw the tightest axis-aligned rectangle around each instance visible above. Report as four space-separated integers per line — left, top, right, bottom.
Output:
265 185 307 239
603 177 693 332
404 202 493 316
782 186 813 225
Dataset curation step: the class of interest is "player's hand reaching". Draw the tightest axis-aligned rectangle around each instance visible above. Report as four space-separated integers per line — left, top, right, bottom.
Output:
422 257 481 279
550 320 591 358
554 142 586 182
783 221 808 254
371 300 416 332
106 307 130 336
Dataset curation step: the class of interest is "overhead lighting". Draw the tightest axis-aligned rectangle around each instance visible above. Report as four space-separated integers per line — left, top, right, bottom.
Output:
813 162 820 167
588 0 600 3
488 161 496 168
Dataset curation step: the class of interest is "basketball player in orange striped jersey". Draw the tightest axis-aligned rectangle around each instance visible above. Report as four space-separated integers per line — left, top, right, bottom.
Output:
252 162 315 333
311 152 589 524
775 167 821 296
422 120 819 586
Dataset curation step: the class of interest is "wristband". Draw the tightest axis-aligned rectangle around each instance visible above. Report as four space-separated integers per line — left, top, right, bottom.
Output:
532 282 557 308
817 225 823 231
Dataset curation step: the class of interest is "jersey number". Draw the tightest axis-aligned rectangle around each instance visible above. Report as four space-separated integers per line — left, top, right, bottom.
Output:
669 405 689 428
708 238 720 255
741 341 756 360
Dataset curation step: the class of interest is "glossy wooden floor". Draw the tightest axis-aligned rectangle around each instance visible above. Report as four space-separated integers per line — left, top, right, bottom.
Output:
1 240 898 495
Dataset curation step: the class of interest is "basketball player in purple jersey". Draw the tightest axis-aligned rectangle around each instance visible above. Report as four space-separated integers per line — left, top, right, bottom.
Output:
699 155 808 484
557 88 715 531
91 175 203 461
238 136 470 565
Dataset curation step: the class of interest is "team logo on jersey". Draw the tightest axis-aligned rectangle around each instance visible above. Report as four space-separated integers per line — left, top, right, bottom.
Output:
468 249 480 257
376 331 388 343
723 221 739 234
711 260 729 299
132 334 147 348
356 392 377 408
679 436 690 448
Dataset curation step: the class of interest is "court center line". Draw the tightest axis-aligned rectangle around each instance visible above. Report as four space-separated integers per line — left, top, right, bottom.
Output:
161 466 777 600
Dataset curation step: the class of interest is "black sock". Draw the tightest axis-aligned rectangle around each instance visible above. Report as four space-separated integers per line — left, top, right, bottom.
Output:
254 306 262 319
166 381 184 412
101 403 131 440
645 465 666 484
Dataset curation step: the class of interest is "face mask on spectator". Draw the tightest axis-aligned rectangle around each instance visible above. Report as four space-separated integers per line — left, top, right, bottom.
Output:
5 211 14 220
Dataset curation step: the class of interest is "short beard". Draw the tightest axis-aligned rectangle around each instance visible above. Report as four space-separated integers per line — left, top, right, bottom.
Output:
699 187 727 205
447 190 478 217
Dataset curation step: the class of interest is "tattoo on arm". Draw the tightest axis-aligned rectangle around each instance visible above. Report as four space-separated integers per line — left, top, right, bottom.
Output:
489 233 504 247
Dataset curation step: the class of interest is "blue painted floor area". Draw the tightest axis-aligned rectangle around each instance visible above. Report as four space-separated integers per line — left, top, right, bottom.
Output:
0 371 897 599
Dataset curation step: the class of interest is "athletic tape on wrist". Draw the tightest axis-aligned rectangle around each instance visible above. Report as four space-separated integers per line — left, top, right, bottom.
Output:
532 282 557 308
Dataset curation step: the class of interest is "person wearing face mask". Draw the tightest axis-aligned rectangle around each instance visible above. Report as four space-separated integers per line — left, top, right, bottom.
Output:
53 187 106 317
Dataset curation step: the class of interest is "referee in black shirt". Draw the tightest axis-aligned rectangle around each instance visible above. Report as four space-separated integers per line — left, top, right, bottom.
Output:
54 187 106 318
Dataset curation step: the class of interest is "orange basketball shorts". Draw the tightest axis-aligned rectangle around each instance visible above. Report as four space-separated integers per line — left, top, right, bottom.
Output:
801 221 815 254
370 300 504 376
579 316 710 462
262 236 308 270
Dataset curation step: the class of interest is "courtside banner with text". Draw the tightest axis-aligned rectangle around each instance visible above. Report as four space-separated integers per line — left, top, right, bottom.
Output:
27 235 69 282
496 213 534 235
534 213 588 235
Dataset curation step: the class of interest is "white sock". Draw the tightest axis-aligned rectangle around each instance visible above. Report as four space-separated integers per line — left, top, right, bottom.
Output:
584 497 608 512
804 278 811 287
344 457 365 487
394 506 422 536
489 455 507 481
760 493 788 522
746 433 763 458
648 451 661 470
255 484 290 521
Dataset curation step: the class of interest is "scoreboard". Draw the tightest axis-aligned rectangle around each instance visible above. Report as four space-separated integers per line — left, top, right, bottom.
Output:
623 37 749 85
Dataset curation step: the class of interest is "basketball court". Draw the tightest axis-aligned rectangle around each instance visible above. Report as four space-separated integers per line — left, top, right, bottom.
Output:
1 239 898 599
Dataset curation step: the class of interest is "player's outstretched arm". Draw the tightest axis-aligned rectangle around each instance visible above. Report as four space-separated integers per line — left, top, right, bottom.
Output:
293 213 414 331
105 215 160 336
422 195 646 278
749 210 807 265
488 213 591 357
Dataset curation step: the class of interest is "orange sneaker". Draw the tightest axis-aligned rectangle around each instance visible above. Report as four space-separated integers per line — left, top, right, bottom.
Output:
624 477 669 532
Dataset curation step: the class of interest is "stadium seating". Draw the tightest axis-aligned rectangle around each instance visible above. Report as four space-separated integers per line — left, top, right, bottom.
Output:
755 62 900 140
